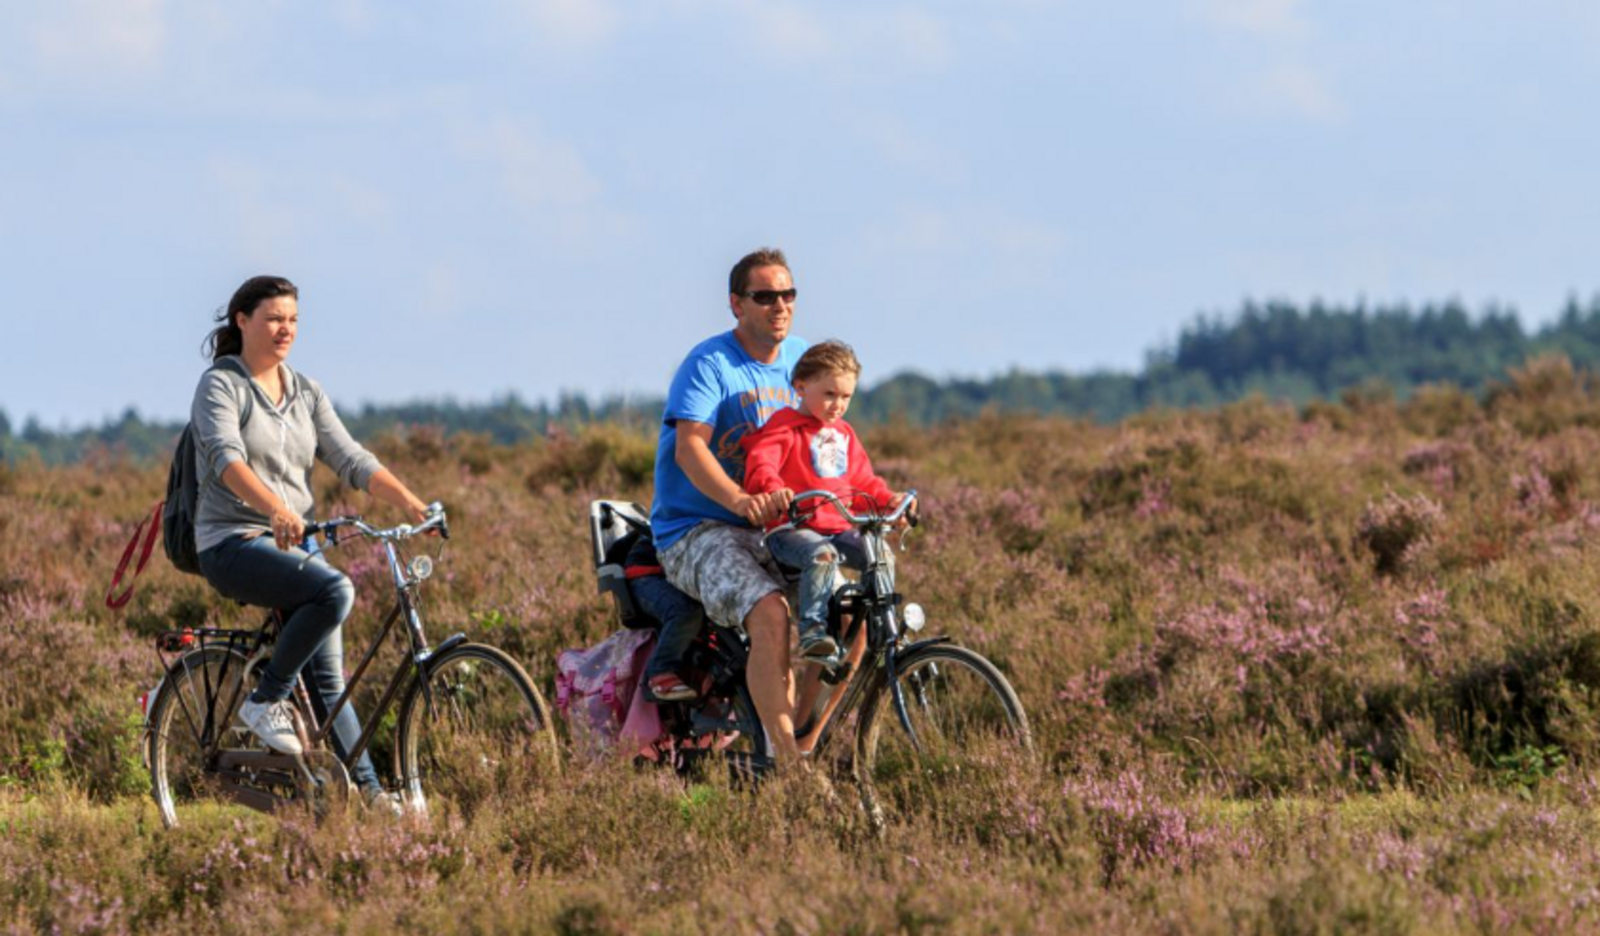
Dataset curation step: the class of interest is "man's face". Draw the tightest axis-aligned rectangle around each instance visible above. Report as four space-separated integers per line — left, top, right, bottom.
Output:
730 264 795 350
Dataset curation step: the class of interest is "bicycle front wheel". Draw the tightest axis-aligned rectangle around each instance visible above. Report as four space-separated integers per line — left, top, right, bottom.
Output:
149 645 256 829
395 643 558 818
855 642 1031 822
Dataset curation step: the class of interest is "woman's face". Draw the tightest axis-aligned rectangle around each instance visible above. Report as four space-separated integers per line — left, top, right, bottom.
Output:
237 295 298 364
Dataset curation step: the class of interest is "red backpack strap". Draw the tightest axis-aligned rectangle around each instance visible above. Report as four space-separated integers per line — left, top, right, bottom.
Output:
106 500 164 610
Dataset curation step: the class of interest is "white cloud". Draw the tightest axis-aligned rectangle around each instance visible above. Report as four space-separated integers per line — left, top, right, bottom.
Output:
503 0 622 49
852 115 967 186
202 157 301 262
1190 0 1344 123
862 205 958 256
1257 62 1344 122
327 174 397 226
418 262 468 322
330 0 378 33
1193 0 1309 42
29 0 169 77
854 204 1067 261
456 118 603 208
694 1 954 75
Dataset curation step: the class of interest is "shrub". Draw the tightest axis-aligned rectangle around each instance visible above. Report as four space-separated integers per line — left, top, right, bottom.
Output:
1357 491 1444 575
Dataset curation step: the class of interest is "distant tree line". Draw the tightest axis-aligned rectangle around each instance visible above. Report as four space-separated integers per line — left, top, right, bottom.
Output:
8 293 1600 464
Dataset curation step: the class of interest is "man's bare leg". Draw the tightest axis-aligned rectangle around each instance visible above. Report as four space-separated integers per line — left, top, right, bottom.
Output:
794 663 826 737
793 610 854 741
745 592 800 765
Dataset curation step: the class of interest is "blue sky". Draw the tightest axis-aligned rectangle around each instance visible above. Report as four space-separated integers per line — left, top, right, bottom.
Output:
4 1 1599 427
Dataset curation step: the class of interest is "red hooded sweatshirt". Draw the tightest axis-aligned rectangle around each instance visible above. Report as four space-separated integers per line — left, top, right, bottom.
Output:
741 408 894 534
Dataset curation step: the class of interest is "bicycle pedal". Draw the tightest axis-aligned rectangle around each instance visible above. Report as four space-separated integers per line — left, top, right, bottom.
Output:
820 660 852 685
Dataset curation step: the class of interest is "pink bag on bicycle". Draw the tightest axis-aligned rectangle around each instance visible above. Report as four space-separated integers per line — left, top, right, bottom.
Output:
555 628 664 759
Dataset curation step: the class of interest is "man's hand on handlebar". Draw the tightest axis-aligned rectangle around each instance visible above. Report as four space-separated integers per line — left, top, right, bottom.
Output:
737 489 793 527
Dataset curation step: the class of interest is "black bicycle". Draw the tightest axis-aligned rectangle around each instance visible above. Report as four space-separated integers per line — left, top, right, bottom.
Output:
145 504 558 827
591 490 1031 819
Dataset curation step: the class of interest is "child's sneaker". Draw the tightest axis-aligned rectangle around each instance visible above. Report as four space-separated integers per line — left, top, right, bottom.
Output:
798 627 838 660
644 672 698 703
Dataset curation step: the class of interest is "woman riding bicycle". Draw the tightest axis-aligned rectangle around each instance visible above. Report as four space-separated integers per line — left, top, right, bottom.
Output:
189 274 432 812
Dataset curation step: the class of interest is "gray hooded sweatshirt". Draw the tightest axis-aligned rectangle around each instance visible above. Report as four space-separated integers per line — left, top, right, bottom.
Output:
189 355 383 553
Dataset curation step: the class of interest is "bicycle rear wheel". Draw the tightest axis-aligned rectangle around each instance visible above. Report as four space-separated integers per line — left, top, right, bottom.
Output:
855 642 1031 822
149 645 256 829
395 643 558 818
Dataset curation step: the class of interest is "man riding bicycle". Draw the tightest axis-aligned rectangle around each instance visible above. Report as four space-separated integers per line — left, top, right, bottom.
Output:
649 248 809 766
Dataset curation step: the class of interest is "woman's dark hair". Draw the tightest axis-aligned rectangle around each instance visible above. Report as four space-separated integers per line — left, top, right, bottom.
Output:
204 275 298 361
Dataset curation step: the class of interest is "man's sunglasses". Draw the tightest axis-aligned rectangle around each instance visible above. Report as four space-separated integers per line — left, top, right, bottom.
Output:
742 288 798 306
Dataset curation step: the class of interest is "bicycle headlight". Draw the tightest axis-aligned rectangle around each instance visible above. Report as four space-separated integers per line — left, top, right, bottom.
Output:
409 555 434 581
903 603 926 632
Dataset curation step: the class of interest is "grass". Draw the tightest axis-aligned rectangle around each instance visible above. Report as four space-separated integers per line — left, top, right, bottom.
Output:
9 363 1600 930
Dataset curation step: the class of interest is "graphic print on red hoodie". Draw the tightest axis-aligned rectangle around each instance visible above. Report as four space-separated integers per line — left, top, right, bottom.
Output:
741 408 894 534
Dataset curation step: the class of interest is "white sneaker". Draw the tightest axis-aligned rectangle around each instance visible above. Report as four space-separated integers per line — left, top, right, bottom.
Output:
362 786 405 817
238 698 303 755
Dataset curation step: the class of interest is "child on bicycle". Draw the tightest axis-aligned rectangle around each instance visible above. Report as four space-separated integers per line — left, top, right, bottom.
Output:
625 529 706 702
741 340 908 661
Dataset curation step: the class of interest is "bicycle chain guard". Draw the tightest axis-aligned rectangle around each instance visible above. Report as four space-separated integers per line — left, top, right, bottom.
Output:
294 750 354 818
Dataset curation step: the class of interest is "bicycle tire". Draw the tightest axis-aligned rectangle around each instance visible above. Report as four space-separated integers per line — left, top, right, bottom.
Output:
854 643 1031 822
394 643 559 818
149 644 256 829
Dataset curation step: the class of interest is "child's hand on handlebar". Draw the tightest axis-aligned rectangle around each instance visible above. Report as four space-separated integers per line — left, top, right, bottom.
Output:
890 491 917 529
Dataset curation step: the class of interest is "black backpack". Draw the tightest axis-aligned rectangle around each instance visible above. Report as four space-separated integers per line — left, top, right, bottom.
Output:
161 358 256 575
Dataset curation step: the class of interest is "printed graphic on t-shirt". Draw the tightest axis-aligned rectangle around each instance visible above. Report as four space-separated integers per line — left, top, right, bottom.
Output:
736 385 801 426
811 427 849 478
716 423 753 477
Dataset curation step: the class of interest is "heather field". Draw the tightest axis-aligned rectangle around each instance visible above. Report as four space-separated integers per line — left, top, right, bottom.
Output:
12 358 1600 933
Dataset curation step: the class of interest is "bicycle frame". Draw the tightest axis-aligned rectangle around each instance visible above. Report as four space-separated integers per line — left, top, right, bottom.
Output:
767 490 939 758
156 507 459 799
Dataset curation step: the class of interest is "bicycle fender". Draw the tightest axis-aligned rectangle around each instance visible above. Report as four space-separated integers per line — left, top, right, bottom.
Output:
896 636 953 657
418 633 471 669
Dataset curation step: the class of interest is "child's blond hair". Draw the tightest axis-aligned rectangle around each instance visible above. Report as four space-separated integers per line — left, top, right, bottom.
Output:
791 340 861 385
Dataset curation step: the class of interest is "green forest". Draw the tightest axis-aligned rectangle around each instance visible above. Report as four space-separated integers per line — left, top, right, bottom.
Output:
9 293 1600 464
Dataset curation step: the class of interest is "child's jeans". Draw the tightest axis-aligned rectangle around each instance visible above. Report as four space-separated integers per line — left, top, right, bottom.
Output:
631 574 705 680
763 528 874 633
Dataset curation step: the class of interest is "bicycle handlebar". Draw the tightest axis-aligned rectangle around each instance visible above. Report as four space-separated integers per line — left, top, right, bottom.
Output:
306 501 449 544
777 488 918 533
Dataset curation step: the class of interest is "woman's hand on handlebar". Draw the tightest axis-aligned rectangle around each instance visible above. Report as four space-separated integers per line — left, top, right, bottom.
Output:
269 504 306 550
402 496 432 526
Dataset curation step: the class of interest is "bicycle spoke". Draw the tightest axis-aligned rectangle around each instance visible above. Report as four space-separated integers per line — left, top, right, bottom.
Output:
151 648 259 828
398 645 555 818
858 645 1030 818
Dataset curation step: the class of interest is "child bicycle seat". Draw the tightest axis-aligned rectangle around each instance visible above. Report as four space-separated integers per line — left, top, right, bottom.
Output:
588 500 651 626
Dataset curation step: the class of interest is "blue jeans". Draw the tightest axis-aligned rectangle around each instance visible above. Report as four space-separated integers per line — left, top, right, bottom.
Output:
198 534 378 790
763 528 872 634
631 575 704 680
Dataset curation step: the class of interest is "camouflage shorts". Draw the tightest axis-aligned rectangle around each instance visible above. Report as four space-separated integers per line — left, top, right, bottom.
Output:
659 521 788 630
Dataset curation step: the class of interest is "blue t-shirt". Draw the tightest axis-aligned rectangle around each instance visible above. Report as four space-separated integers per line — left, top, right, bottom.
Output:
651 330 808 550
